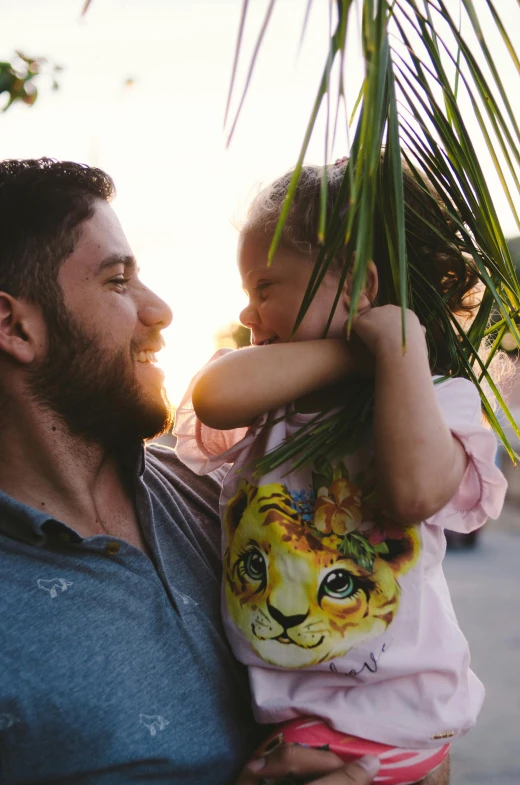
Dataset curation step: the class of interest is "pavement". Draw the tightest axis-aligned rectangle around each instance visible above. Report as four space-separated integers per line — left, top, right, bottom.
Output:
444 506 520 785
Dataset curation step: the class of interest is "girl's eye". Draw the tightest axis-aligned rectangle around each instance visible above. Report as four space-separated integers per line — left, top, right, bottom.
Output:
255 283 271 300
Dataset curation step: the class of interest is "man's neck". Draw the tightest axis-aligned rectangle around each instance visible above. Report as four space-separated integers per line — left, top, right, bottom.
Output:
0 401 142 544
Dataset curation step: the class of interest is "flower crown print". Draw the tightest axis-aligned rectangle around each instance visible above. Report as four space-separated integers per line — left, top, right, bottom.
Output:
287 458 405 571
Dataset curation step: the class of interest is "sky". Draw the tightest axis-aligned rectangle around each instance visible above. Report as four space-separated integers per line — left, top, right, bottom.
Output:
1 0 520 403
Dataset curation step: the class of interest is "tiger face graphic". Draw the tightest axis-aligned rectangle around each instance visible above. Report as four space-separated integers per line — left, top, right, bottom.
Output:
224 479 420 668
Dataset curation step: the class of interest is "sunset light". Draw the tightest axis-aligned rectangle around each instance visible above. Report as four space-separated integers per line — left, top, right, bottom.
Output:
1 0 518 402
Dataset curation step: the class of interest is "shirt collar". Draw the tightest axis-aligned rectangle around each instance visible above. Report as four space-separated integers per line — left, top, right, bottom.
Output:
122 441 146 477
0 489 78 547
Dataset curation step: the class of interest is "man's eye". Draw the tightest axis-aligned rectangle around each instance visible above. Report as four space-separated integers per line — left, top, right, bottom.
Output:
110 276 129 289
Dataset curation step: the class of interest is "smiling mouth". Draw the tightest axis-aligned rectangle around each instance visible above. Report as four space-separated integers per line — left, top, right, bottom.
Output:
256 336 278 346
136 350 158 364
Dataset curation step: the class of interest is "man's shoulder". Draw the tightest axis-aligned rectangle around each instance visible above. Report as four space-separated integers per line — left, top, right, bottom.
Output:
144 442 226 514
145 441 227 485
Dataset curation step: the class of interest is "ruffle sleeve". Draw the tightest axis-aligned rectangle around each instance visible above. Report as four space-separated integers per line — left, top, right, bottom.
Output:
174 349 252 475
426 377 507 533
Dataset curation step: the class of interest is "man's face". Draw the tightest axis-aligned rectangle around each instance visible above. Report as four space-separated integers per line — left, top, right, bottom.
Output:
28 200 173 448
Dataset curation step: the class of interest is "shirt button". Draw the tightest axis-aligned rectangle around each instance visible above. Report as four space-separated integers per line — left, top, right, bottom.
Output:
106 541 121 556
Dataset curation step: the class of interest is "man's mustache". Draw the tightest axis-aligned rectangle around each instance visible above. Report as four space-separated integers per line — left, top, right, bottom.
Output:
131 333 166 355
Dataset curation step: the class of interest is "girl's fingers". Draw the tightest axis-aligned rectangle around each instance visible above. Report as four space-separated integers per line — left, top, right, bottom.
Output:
237 743 380 784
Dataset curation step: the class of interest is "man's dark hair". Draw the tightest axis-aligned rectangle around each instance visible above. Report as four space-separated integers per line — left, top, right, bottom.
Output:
0 158 115 321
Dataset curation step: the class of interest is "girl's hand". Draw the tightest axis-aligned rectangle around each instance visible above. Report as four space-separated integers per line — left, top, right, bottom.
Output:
351 304 426 357
235 744 380 784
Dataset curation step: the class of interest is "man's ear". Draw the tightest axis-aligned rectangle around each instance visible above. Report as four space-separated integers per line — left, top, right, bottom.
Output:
343 261 379 312
0 293 44 364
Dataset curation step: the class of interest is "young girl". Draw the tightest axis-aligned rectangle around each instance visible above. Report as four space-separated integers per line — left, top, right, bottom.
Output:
174 161 507 785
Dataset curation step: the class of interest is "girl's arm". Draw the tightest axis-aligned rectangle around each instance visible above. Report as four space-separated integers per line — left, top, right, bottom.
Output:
353 305 468 523
192 338 365 429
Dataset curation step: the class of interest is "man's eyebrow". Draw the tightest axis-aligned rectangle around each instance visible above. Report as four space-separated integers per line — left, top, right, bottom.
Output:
95 254 140 276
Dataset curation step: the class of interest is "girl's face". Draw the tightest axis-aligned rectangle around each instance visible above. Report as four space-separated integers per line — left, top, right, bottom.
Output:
238 232 349 345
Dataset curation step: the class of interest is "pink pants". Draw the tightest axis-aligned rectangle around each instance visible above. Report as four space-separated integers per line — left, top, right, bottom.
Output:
256 718 450 785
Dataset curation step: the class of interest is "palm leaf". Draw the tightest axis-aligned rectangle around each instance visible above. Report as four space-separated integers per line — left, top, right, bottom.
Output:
225 0 520 470
225 0 276 148
224 0 250 130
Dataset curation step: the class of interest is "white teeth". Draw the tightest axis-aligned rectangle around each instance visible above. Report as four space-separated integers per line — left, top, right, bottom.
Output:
136 350 157 363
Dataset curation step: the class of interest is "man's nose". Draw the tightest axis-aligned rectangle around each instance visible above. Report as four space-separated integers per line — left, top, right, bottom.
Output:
139 287 173 329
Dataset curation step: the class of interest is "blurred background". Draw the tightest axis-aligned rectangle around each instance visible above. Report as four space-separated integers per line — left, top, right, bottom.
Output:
1 0 519 782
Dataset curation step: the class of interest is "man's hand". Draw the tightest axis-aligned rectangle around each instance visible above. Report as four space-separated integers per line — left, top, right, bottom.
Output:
235 744 451 785
235 744 380 784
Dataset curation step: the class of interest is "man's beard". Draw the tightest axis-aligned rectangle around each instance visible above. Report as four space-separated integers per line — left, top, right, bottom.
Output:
27 306 173 450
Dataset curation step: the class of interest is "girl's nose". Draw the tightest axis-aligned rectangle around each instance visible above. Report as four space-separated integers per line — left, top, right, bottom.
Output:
239 302 259 328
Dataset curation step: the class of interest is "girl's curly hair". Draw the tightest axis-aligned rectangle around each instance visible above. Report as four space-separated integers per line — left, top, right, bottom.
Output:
244 159 480 375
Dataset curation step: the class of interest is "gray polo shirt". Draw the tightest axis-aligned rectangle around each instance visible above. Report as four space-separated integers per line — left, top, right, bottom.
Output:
0 443 259 784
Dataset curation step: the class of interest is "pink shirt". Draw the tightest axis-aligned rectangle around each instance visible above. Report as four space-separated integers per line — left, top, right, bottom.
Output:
175 350 507 749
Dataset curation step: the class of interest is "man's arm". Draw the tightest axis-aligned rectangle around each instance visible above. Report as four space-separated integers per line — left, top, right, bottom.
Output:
235 744 380 784
420 756 451 785
234 744 450 785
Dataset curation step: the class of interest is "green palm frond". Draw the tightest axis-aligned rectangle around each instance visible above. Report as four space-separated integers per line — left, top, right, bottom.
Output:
226 0 520 470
